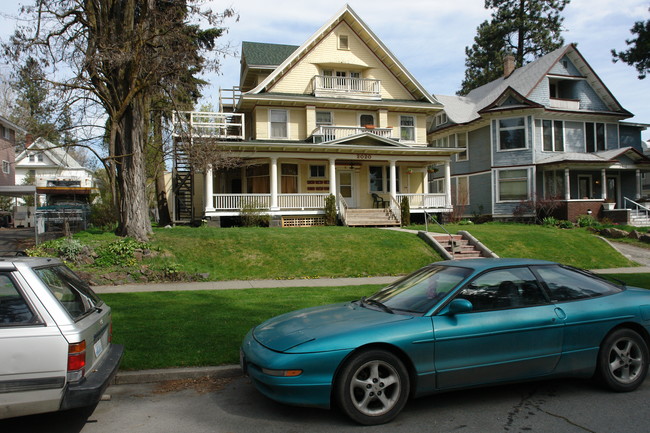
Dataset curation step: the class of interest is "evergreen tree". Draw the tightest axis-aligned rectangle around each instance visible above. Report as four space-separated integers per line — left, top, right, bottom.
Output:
459 0 570 95
612 9 650 79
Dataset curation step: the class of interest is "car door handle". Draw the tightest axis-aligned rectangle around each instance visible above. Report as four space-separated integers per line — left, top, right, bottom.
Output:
554 307 567 320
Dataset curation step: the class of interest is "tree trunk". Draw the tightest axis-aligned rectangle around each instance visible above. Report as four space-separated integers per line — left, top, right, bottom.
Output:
114 93 152 241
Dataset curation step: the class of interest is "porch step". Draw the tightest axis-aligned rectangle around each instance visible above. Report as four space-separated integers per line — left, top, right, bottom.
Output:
630 211 650 227
427 233 493 260
345 209 400 227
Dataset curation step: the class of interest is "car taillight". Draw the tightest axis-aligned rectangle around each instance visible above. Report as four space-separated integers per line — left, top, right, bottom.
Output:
67 341 86 382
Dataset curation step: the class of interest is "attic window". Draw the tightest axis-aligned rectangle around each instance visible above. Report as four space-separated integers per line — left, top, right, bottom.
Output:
338 35 349 50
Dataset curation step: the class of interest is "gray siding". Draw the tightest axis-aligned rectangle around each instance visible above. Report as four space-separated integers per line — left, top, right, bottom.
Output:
466 172 492 216
576 81 608 111
549 56 582 76
620 125 643 151
492 117 534 167
451 126 491 176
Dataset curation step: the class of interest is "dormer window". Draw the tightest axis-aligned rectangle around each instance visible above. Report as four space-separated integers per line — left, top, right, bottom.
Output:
338 35 349 50
434 113 448 127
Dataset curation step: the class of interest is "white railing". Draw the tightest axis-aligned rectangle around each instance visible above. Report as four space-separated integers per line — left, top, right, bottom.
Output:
389 195 401 226
549 98 580 110
173 111 245 140
337 193 349 225
212 194 271 210
624 196 650 218
397 193 449 209
211 194 328 211
312 75 381 100
313 125 394 143
278 194 329 209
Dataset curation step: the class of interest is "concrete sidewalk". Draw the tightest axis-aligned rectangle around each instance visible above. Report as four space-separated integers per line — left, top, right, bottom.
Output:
94 275 399 294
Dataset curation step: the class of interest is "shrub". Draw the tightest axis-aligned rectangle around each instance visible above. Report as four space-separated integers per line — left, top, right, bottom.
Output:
558 220 574 229
576 214 598 228
324 194 337 226
27 237 84 261
240 202 270 227
95 237 150 267
458 219 474 225
542 216 559 227
400 196 410 226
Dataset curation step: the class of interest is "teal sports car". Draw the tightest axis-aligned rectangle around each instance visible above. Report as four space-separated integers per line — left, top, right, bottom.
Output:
240 258 650 425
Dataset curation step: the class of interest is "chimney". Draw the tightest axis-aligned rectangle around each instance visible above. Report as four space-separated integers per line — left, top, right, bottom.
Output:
25 133 34 147
503 55 516 78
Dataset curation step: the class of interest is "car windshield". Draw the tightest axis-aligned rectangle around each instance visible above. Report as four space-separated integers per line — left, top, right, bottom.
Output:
34 265 103 321
368 265 471 315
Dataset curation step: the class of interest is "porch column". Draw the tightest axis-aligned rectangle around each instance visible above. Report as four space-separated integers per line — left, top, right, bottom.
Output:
636 169 641 199
204 165 214 211
389 160 397 200
329 158 337 196
423 169 429 194
270 157 279 210
444 161 451 208
601 169 607 199
564 168 570 201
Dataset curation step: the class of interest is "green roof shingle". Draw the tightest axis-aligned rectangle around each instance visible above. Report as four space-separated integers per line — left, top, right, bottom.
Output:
242 41 299 68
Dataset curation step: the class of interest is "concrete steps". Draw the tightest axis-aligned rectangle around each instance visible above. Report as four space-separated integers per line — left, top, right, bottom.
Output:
630 211 650 227
345 209 400 227
428 233 491 260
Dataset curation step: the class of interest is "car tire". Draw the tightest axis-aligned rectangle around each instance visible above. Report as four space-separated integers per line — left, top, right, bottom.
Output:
598 328 649 392
335 349 410 425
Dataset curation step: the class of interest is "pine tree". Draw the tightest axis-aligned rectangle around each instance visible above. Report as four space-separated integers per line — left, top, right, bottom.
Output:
458 0 570 95
612 9 650 79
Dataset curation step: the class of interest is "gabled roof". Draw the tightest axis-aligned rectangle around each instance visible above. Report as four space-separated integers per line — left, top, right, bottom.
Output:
320 132 409 148
0 114 26 135
435 44 631 126
248 4 439 105
16 137 87 170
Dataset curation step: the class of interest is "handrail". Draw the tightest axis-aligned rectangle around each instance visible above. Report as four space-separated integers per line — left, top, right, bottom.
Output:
337 193 349 226
423 209 455 259
389 195 402 226
624 197 650 218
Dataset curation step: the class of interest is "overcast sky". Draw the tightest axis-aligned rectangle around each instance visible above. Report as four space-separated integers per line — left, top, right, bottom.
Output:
0 1 648 140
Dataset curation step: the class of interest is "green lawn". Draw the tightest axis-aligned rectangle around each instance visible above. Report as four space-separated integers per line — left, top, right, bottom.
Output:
104 285 380 370
147 226 440 280
408 222 637 269
105 271 650 371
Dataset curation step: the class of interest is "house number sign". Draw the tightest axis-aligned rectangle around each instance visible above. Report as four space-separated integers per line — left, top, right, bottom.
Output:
356 154 372 159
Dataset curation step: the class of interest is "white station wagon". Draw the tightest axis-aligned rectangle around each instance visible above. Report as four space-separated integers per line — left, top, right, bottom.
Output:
0 257 123 419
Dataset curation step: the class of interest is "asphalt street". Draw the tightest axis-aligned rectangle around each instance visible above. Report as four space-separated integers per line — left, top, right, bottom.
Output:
3 375 650 433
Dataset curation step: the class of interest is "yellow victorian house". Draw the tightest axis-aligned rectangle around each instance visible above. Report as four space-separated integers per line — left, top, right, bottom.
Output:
172 5 461 227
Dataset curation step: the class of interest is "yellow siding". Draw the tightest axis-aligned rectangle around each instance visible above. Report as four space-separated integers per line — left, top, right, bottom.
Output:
253 107 306 140
270 22 414 100
387 113 428 144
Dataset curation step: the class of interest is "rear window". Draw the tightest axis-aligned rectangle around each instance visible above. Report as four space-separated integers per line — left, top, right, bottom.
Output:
34 265 103 321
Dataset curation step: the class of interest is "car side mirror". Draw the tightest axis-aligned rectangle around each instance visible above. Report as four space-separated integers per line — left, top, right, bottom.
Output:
446 298 473 315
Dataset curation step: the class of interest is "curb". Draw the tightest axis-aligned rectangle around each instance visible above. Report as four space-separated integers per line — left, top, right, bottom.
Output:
114 365 242 385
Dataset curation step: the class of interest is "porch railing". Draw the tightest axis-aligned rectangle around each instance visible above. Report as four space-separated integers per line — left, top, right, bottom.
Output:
389 195 401 226
173 111 244 140
312 75 381 100
313 125 394 143
624 196 650 218
211 193 328 211
337 193 349 225
277 194 329 210
397 193 449 210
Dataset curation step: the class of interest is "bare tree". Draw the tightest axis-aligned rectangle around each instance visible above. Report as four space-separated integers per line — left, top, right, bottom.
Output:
3 0 235 241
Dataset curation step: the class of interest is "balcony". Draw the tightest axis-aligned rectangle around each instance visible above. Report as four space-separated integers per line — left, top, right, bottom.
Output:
173 111 244 140
312 75 381 100
312 125 394 143
549 98 580 110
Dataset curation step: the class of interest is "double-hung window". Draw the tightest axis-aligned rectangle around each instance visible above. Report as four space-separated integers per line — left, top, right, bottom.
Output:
585 122 605 152
498 169 529 201
400 116 415 142
498 117 526 150
542 120 564 152
2 160 9 175
270 109 288 139
309 165 326 178
456 132 468 161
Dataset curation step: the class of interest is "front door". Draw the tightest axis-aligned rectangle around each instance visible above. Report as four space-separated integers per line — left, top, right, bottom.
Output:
338 171 356 208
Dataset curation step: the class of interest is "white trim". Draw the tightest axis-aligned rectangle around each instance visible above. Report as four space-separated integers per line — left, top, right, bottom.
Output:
496 116 528 152
495 167 532 203
2 160 10 175
358 112 376 127
399 115 416 143
269 108 289 140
